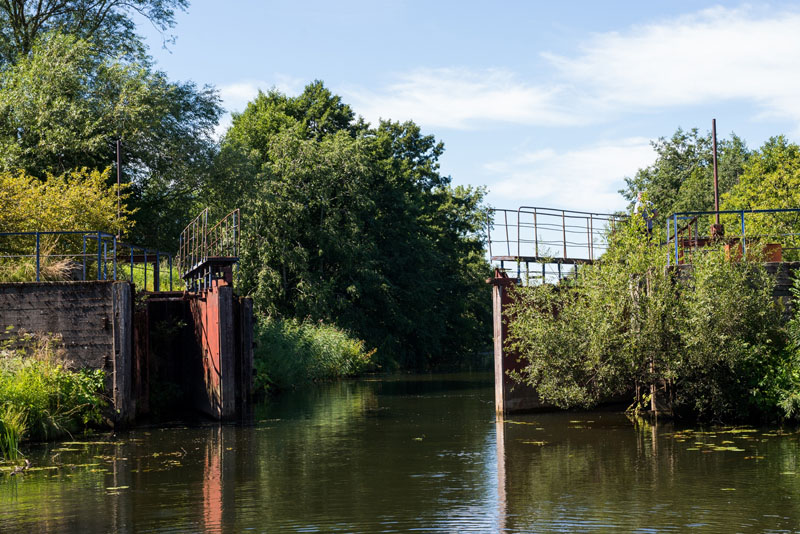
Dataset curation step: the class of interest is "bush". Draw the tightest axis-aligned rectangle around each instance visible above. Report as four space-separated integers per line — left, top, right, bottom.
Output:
507 216 792 423
0 331 107 459
253 318 375 392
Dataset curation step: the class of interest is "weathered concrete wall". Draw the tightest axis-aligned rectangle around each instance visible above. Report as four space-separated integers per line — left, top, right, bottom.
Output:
0 280 254 423
0 281 115 369
0 281 133 423
489 269 543 416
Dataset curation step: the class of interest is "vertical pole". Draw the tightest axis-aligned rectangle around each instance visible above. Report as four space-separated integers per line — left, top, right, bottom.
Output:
113 235 117 280
504 211 510 256
589 215 594 261
82 235 87 280
103 241 108 280
741 210 746 258
130 246 134 282
97 232 102 280
155 251 160 292
673 214 679 265
35 232 40 282
487 216 493 258
144 250 147 291
712 119 720 226
557 262 562 281
169 255 173 291
541 263 545 284
116 139 121 237
562 211 567 259
666 218 671 267
533 209 538 258
586 218 591 261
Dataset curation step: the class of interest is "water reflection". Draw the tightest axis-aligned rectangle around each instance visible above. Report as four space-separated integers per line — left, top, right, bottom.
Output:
496 412 800 532
3 374 800 532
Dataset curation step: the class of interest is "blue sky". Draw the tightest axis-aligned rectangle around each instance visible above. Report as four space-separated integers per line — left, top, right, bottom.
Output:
140 1 800 213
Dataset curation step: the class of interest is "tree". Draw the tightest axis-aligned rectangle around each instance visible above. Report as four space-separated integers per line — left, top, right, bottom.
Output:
620 128 749 228
506 214 790 422
722 136 800 259
0 32 221 249
0 0 187 64
223 82 491 368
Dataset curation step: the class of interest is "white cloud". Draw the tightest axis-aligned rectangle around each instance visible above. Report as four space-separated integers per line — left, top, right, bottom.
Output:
545 6 800 122
486 138 655 213
346 68 582 129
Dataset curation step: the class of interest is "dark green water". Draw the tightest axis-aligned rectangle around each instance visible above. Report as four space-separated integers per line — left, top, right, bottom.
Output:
3 373 800 533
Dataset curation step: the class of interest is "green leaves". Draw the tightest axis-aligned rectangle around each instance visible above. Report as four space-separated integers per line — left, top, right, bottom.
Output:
222 82 491 368
508 218 789 422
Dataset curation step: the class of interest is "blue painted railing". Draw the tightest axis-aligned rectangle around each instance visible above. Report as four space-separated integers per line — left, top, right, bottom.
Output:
0 230 174 290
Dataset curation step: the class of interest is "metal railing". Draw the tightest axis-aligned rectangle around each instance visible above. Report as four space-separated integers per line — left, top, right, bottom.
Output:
667 208 800 265
178 208 240 291
488 207 626 282
0 231 174 290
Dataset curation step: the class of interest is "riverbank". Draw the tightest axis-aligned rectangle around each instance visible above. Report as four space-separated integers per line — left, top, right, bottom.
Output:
0 332 107 460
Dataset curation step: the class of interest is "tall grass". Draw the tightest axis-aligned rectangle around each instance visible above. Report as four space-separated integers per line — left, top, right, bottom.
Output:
0 331 107 460
253 319 375 393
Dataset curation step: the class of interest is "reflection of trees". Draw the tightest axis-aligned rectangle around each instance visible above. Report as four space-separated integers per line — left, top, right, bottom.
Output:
499 414 800 531
241 377 498 530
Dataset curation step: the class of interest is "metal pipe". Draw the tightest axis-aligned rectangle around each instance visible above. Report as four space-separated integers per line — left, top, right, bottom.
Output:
562 211 567 259
35 232 40 282
533 209 538 257
82 235 87 280
712 119 720 226
97 232 102 280
504 211 510 256
674 213 679 264
741 210 746 257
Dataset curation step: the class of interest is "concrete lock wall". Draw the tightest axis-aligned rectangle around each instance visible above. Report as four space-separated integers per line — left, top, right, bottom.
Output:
0 280 253 424
0 281 134 423
489 270 543 416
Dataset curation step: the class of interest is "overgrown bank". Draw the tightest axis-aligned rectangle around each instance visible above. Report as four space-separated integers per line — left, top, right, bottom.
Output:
0 332 107 460
252 319 375 394
506 217 800 423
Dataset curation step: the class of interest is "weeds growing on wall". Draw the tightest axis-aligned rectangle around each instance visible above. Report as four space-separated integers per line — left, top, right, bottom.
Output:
0 331 107 459
253 319 375 393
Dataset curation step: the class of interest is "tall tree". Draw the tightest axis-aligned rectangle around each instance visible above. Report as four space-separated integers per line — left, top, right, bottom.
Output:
0 0 187 64
722 136 800 259
0 31 221 249
223 82 491 368
620 128 750 227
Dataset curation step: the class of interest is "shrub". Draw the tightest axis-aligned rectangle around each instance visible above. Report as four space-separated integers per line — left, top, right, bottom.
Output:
253 318 375 392
507 216 792 423
0 331 107 459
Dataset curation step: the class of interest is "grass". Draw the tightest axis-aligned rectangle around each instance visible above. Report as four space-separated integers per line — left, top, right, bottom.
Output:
0 331 107 460
253 318 376 393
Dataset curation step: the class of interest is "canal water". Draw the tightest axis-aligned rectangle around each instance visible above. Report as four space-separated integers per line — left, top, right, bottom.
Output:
3 373 800 532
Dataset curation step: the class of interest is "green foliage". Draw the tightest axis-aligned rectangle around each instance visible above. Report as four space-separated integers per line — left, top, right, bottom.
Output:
0 0 188 65
0 404 26 460
0 30 221 250
0 332 107 458
507 215 791 422
0 167 133 233
620 127 749 227
221 82 491 368
253 318 375 392
722 136 800 259
675 245 786 420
